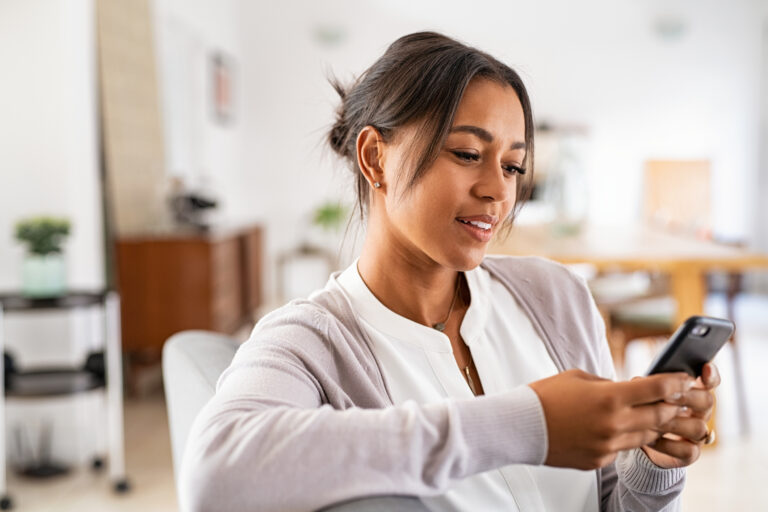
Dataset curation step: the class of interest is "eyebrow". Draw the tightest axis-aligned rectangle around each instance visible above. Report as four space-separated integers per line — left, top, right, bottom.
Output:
449 125 526 151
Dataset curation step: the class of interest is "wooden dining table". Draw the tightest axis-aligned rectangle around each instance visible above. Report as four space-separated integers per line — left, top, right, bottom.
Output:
490 222 768 441
490 223 768 328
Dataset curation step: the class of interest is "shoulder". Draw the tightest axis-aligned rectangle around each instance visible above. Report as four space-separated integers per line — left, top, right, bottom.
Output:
482 255 610 374
227 296 347 388
233 284 388 406
480 254 594 325
237 283 372 371
231 299 333 371
253 298 332 336
481 255 589 295
247 275 356 342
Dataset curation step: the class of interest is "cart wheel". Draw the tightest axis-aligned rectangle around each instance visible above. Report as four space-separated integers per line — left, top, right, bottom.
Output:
114 479 130 493
0 495 12 510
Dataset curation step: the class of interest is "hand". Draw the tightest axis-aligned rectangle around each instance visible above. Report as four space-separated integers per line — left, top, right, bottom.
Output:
529 369 694 470
641 362 721 469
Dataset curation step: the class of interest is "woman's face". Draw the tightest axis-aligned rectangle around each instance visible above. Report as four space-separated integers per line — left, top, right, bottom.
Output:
378 78 527 271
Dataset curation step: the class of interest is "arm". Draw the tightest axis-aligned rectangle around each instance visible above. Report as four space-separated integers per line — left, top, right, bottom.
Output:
179 324 548 512
600 449 685 512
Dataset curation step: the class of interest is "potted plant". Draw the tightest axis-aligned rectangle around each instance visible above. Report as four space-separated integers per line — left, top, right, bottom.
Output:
277 202 349 302
312 202 348 233
14 216 71 297
310 201 351 253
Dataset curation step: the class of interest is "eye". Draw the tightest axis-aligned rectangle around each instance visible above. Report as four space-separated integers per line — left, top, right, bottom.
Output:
503 164 527 176
451 150 480 162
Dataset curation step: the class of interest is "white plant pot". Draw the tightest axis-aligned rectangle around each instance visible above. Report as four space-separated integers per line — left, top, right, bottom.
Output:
22 254 66 298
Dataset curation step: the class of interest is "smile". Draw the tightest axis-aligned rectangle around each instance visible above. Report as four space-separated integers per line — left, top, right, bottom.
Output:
457 219 491 230
456 219 494 242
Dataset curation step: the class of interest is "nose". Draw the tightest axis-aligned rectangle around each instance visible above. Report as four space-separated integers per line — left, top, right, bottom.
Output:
473 161 512 203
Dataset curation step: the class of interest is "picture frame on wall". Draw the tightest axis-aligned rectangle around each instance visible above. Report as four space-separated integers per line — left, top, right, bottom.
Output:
210 51 235 125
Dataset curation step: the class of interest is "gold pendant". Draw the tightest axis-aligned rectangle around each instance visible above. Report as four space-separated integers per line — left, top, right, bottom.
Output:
464 366 477 396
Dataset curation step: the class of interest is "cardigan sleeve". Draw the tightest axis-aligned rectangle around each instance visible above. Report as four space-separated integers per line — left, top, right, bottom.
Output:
178 308 549 512
573 270 686 511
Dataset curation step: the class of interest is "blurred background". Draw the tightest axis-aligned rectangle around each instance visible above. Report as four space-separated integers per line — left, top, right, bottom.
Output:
0 0 767 510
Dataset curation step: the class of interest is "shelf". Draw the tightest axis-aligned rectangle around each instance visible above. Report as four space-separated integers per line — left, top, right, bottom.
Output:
0 292 107 313
0 289 128 502
5 369 105 398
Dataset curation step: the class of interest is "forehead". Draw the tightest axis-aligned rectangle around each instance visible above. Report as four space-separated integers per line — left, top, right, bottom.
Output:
451 78 525 142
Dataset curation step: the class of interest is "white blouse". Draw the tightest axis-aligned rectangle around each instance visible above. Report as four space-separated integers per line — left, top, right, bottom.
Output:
336 261 598 512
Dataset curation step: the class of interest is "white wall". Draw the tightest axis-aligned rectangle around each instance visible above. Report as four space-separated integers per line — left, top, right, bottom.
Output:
238 1 428 301
238 0 764 304
1 0 765 309
0 0 103 292
0 0 106 465
6 0 755 305
152 0 250 224
754 15 768 291
0 0 105 366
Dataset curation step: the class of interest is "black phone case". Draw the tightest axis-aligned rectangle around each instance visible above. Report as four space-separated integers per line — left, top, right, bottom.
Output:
646 316 735 377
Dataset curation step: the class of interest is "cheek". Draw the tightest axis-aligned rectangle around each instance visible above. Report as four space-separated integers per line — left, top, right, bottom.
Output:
395 192 447 233
503 181 519 215
385 188 454 246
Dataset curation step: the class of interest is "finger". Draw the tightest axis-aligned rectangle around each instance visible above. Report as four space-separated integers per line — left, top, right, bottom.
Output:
616 373 694 406
611 429 661 452
701 363 721 389
689 400 714 422
648 437 700 466
657 417 709 443
623 402 681 431
675 388 714 413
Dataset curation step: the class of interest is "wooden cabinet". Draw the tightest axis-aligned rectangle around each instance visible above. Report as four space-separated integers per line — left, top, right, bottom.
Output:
116 225 262 361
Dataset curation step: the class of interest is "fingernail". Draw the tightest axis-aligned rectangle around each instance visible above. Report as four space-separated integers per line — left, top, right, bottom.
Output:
680 406 689 414
669 392 682 401
685 380 695 391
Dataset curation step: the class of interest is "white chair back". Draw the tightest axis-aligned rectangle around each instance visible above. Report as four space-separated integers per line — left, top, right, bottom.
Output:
162 330 239 487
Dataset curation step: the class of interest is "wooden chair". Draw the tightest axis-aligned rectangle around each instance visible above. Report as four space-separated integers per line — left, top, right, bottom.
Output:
604 160 711 365
592 160 749 433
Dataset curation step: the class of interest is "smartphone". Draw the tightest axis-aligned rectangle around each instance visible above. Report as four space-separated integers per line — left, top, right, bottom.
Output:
645 315 734 377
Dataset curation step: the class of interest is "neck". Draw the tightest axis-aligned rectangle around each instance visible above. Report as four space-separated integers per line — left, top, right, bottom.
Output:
357 222 463 328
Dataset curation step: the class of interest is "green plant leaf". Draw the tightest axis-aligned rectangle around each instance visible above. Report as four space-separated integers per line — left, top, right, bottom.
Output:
14 216 71 255
312 202 348 231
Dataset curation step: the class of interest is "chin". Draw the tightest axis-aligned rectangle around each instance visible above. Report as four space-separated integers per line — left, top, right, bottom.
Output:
443 248 486 272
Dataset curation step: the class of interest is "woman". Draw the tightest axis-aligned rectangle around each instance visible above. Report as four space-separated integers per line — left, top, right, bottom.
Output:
180 32 719 512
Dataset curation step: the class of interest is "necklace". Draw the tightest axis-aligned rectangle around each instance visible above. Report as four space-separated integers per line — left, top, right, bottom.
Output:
463 355 479 396
432 275 461 332
431 276 478 395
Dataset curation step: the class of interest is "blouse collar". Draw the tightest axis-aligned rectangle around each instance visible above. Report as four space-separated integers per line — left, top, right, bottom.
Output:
333 260 490 352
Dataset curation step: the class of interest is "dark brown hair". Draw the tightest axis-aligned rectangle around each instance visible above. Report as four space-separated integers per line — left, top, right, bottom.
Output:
328 31 535 231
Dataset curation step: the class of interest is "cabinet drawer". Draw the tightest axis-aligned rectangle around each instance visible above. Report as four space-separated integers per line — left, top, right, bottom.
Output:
211 239 240 291
210 238 243 332
116 225 262 357
211 286 241 333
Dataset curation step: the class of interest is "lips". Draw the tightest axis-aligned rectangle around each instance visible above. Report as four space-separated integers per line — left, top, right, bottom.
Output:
455 214 498 230
455 214 498 242
457 219 492 230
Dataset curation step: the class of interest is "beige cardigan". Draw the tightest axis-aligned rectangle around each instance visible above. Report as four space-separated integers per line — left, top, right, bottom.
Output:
180 256 685 511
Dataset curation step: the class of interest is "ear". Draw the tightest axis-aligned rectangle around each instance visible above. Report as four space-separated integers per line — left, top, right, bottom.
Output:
356 125 387 190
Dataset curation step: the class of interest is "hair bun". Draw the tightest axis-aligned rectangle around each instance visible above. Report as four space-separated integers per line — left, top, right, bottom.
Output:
328 77 350 158
329 118 349 158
